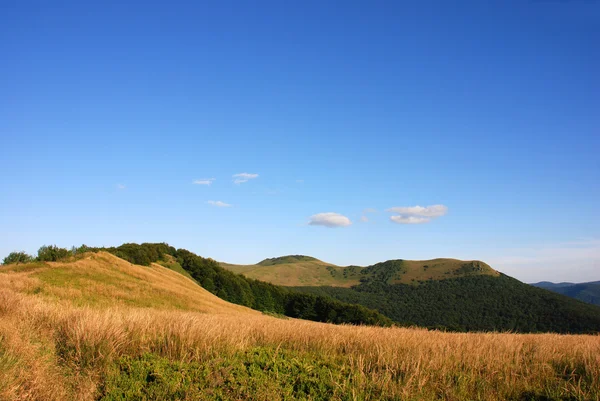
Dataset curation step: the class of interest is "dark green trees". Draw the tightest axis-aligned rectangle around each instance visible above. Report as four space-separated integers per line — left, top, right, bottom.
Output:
2 251 34 265
37 245 71 262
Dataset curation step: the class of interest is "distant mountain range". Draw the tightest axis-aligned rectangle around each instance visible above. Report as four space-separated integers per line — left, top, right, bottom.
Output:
221 256 499 287
531 281 600 306
222 254 600 333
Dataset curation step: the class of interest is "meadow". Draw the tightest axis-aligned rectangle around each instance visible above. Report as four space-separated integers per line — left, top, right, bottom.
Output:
1 253 599 400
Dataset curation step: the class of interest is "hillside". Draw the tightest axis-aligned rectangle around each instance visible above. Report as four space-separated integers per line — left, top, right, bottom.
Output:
532 280 600 306
0 251 253 314
294 274 600 333
222 256 600 333
1 248 600 400
221 256 499 287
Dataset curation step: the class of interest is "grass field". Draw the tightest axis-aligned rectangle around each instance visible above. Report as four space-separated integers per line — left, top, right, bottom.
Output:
221 256 499 287
1 253 599 400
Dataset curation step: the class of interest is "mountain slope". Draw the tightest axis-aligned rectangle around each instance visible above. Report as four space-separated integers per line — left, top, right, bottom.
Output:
221 256 499 287
0 251 254 315
532 281 600 306
294 274 600 333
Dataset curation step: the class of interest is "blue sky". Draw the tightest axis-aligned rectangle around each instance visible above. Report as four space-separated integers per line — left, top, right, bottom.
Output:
1 1 599 282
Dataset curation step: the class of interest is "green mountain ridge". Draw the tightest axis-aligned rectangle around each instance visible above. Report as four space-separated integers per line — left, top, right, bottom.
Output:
257 255 321 266
222 254 600 334
531 281 600 306
221 256 499 287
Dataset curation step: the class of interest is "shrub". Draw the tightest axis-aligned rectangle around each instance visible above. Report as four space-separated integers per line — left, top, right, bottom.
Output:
2 251 34 265
37 245 71 262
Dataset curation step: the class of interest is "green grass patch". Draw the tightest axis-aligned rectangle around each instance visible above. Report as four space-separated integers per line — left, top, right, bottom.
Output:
98 347 390 401
154 259 196 281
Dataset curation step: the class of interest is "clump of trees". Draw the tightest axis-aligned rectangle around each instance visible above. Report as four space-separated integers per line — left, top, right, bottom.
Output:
2 251 34 265
37 245 71 262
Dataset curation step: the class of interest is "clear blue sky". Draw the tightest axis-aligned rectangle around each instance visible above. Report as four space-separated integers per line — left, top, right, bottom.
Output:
1 1 599 282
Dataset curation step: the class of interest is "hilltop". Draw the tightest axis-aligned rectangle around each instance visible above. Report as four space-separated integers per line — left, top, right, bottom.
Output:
221 256 498 287
1 243 600 400
258 255 321 266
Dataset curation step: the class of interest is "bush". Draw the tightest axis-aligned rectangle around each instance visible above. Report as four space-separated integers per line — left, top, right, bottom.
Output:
37 245 71 262
2 251 34 265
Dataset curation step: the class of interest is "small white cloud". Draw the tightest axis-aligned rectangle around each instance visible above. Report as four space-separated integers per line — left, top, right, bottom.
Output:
363 208 377 213
296 179 304 183
360 215 369 223
308 212 352 228
206 200 232 207
387 205 448 217
390 215 431 224
117 184 126 190
193 178 215 185
387 204 448 225
233 173 258 184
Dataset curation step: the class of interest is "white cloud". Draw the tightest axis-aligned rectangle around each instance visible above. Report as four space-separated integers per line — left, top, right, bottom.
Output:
193 178 215 185
206 200 232 207
387 205 448 217
308 212 352 228
296 179 304 183
360 215 369 223
117 184 126 190
233 173 258 184
387 204 448 224
390 215 431 224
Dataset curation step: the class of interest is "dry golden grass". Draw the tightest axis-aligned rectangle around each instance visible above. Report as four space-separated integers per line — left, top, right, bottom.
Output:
1 253 599 400
0 252 255 314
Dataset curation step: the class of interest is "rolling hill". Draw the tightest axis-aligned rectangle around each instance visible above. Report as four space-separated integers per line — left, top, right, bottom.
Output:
221 256 499 287
0 251 253 314
223 256 600 333
532 280 600 306
1 244 600 400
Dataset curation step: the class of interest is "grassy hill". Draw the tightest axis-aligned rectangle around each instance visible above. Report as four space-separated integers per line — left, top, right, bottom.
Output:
1 249 600 400
223 256 600 333
0 251 252 314
532 280 600 306
221 256 499 287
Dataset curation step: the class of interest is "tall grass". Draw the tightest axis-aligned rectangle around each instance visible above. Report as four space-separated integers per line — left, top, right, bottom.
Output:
1 254 599 400
1 289 599 400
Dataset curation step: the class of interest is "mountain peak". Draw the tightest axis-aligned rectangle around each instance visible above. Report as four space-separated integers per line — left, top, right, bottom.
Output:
257 255 321 266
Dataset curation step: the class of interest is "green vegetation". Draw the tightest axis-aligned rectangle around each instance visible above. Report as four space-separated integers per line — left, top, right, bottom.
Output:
257 255 320 266
533 281 600 306
221 256 499 287
2 251 33 265
294 274 600 333
154 255 196 281
99 347 387 401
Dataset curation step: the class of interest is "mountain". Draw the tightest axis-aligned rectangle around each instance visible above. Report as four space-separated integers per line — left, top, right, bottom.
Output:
531 281 600 306
2 243 600 401
222 256 600 334
221 256 499 287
